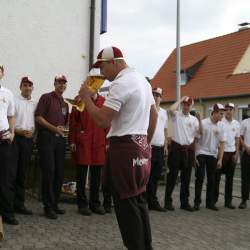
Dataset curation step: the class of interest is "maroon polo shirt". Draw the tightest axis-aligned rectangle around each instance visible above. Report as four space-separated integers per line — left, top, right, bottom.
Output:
35 91 69 130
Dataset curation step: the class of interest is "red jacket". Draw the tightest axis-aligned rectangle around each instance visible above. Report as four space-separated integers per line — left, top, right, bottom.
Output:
68 95 108 166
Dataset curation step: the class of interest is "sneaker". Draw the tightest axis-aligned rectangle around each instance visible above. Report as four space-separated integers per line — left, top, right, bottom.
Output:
44 209 58 219
164 203 175 211
78 206 92 216
15 206 33 215
239 201 247 209
180 204 194 212
2 216 19 225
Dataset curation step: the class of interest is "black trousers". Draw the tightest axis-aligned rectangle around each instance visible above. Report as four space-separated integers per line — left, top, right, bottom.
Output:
214 152 236 205
13 135 33 208
146 146 164 206
164 146 193 206
113 192 153 250
37 131 66 210
194 154 217 206
76 165 102 208
240 151 250 201
0 141 17 217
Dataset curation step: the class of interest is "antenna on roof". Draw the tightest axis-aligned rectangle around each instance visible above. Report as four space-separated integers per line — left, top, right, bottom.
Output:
238 22 250 31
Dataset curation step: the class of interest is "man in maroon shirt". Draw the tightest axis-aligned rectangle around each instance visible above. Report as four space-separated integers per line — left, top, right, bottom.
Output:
35 75 69 219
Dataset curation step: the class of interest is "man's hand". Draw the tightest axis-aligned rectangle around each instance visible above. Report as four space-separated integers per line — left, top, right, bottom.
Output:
8 132 15 143
56 126 65 137
217 159 223 169
233 152 239 163
195 112 201 121
164 145 168 157
70 144 76 152
78 82 95 101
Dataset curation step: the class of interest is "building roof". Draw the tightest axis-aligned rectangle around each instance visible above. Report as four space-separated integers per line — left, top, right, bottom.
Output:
151 28 250 102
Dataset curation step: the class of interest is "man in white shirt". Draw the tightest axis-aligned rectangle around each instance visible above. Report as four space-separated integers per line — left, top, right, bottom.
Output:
13 77 37 215
214 103 240 209
194 104 225 211
164 96 201 212
79 46 157 250
0 65 17 225
239 104 250 209
146 87 168 212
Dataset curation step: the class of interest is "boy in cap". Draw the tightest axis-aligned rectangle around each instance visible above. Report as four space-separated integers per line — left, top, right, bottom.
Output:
35 75 69 219
79 46 157 250
146 87 168 212
13 77 37 215
194 104 225 211
214 103 240 209
0 65 17 225
164 96 202 212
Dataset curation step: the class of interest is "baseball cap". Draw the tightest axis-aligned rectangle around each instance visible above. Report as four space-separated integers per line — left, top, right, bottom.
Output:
212 103 225 112
92 46 124 68
55 75 67 82
20 76 33 85
225 103 235 109
182 96 194 106
152 87 163 96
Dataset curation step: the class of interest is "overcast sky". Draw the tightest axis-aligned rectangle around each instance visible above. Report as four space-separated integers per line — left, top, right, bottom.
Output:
100 0 250 78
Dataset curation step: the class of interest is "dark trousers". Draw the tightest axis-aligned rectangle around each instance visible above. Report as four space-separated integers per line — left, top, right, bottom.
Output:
147 146 164 206
113 192 153 250
194 154 217 206
240 151 250 201
37 131 66 210
103 184 112 209
164 145 194 206
214 152 236 205
76 165 102 208
0 141 16 217
13 135 33 208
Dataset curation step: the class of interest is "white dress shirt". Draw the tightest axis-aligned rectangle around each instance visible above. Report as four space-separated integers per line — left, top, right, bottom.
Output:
240 118 250 147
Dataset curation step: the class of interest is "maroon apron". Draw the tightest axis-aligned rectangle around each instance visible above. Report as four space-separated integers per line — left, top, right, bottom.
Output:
108 135 151 199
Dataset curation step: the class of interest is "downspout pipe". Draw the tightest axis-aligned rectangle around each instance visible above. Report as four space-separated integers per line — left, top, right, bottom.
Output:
89 0 96 71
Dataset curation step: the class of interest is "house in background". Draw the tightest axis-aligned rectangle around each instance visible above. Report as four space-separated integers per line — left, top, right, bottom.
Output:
151 27 250 122
0 0 106 99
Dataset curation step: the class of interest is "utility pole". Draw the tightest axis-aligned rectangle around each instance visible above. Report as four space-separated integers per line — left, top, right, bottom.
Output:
176 0 181 102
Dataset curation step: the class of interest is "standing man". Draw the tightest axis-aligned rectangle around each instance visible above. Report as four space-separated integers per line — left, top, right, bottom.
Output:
164 96 201 212
214 103 240 209
13 77 37 215
239 104 250 209
79 46 157 250
35 75 69 219
0 65 17 225
146 87 168 212
194 104 225 211
68 93 107 216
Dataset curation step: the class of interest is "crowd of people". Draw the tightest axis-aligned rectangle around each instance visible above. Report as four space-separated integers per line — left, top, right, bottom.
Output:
0 46 250 250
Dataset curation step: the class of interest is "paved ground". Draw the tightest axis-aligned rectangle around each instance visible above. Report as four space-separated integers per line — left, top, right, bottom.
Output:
1 175 250 250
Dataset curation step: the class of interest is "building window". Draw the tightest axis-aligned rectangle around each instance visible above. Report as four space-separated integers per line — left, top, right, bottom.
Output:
180 70 187 85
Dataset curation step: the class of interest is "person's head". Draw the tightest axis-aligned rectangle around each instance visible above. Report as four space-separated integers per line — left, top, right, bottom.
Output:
224 103 235 121
211 103 225 122
20 77 34 98
0 65 4 80
92 46 127 81
54 75 67 95
181 97 193 115
152 87 162 106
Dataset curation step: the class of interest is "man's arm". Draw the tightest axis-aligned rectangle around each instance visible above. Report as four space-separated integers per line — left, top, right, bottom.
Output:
7 116 15 142
217 141 225 168
164 128 168 156
147 104 158 144
168 96 187 115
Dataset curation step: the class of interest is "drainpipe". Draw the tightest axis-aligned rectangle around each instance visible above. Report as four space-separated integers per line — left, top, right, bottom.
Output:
89 0 96 71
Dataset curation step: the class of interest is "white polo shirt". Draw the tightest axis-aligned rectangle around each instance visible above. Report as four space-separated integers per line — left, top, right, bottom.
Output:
14 95 37 131
170 111 199 146
0 85 15 131
221 118 240 152
151 108 168 146
104 67 155 138
196 118 226 157
240 118 250 147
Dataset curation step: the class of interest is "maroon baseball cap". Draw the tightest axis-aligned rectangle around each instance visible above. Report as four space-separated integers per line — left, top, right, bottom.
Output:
182 96 194 106
152 87 163 96
55 75 67 82
20 76 33 85
92 46 124 68
212 103 225 112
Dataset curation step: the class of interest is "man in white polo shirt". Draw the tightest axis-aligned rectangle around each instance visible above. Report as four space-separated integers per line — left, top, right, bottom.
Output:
146 87 168 212
13 77 37 215
0 65 17 225
164 96 201 212
239 104 250 209
214 103 240 209
194 103 225 211
79 46 157 250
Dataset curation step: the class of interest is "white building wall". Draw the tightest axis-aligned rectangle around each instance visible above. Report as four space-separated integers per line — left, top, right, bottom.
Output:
0 0 101 100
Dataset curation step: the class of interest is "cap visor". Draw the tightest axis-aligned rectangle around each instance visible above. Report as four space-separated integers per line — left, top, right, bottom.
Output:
92 61 102 68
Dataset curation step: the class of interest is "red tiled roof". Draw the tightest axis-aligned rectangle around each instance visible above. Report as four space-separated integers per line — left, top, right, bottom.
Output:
151 28 250 102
